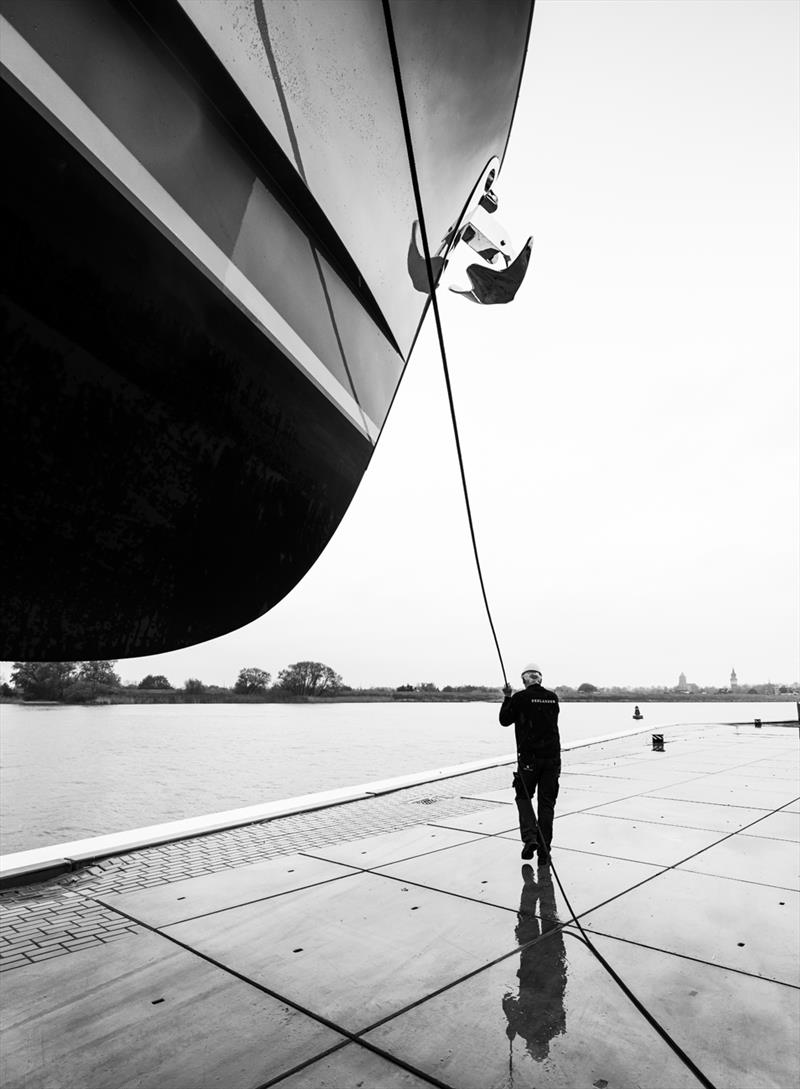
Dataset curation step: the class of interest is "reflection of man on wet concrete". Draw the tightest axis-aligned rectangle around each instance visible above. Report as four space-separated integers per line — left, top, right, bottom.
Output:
502 865 567 1062
500 663 561 862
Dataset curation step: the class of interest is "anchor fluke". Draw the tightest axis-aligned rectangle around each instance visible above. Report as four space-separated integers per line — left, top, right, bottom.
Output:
449 236 533 305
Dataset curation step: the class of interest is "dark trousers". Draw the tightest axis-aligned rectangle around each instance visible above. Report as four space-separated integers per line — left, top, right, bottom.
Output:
513 758 561 856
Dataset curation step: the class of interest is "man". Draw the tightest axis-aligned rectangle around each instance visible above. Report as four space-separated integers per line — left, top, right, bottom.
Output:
500 663 561 862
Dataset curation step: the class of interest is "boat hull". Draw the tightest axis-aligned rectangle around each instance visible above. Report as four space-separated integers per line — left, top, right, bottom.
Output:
0 0 533 658
2 82 372 659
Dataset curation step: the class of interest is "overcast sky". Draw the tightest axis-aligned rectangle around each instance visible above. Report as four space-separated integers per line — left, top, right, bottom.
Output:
19 0 799 692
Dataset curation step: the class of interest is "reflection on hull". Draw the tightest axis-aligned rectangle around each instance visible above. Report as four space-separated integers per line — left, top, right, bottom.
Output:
0 0 533 658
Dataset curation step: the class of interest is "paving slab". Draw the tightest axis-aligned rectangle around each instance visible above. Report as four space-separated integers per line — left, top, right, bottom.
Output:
0 930 343 1089
585 931 800 1089
558 771 670 792
717 765 800 781
584 794 771 833
579 868 799 986
363 929 705 1089
660 753 769 767
463 786 630 815
520 812 725 867
701 773 800 793
648 779 799 810
298 825 480 870
166 871 519 1034
565 756 649 772
750 758 800 776
427 807 519 835
556 786 641 813
678 834 800 890
742 811 800 841
273 1042 435 1087
96 853 357 928
460 788 514 805
562 764 703 785
377 836 662 920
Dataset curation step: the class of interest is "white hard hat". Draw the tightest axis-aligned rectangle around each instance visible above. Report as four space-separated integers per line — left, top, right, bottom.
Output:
521 663 541 676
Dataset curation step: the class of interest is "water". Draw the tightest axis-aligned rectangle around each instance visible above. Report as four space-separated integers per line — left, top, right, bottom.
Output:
0 700 790 854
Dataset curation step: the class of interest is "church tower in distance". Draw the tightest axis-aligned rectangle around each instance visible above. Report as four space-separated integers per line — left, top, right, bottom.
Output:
730 667 738 690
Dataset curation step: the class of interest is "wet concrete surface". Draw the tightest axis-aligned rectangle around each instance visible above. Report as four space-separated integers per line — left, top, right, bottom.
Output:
585 794 774 833
524 810 725 867
678 831 800 889
274 1043 435 1088
741 809 800 841
96 852 357 928
364 920 707 1089
648 778 799 810
164 870 522 1034
376 834 662 918
297 824 480 870
2 724 798 1089
0 930 344 1089
424 805 520 835
580 867 799 985
584 931 800 1089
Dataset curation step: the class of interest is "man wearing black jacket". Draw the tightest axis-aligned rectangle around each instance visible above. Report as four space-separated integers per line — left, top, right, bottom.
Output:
500 663 561 862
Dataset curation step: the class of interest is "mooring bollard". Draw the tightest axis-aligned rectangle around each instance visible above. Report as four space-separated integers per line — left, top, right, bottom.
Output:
754 718 762 728
652 733 664 752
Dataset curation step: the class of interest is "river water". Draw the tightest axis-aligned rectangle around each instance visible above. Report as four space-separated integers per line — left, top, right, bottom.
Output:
0 700 790 853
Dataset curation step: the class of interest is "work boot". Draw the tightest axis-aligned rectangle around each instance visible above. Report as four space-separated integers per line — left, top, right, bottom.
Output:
521 843 535 860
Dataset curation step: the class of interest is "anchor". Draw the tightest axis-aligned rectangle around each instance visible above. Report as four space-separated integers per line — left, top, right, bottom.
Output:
407 158 533 305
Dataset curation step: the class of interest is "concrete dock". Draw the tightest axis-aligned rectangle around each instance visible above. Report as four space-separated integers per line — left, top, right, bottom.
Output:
1 722 798 1088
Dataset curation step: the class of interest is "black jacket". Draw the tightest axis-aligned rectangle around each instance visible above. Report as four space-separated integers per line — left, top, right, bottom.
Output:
499 683 560 763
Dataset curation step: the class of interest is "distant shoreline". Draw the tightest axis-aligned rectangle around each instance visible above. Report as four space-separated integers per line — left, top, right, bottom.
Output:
2 692 798 707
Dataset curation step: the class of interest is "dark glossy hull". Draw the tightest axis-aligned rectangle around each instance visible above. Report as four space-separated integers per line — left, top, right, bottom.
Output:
0 0 533 659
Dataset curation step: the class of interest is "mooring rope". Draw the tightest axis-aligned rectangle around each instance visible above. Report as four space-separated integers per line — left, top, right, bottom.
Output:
383 8 718 1084
380 8 509 691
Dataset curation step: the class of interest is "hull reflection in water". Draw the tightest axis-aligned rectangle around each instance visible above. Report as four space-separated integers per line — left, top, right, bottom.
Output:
0 0 534 659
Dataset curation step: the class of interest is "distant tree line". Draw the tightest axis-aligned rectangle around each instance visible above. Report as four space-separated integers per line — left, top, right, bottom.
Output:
8 661 122 702
4 660 345 703
3 663 796 704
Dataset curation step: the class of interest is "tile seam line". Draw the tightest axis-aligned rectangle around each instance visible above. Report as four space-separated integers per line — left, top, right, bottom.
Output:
562 743 800 786
657 796 800 882
583 812 777 834
349 926 568 1039
538 840 798 893
347 860 671 936
80 893 467 1089
257 1037 447 1089
96 869 361 929
561 928 719 1089
569 925 800 990
669 869 797 893
563 794 800 851
584 803 799 842
296 833 487 873
354 920 717 1089
644 793 800 812
450 782 711 826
